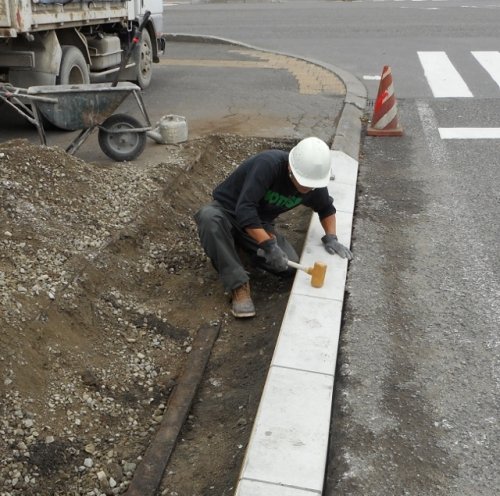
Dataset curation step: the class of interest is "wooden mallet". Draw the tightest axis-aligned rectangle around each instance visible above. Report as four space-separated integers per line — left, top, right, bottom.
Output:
287 260 327 288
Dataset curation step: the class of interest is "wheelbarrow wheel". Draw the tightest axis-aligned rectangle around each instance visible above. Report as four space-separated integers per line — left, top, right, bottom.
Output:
98 114 146 162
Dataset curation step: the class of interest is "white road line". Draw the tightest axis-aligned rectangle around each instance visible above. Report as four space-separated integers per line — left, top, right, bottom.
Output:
418 51 473 98
439 128 500 139
472 51 500 90
417 101 449 164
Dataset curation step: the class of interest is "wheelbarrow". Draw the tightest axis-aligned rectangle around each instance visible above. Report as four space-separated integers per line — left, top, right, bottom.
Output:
1 12 154 162
26 82 152 161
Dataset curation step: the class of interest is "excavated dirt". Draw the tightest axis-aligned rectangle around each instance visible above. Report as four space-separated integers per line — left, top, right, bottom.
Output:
0 135 311 496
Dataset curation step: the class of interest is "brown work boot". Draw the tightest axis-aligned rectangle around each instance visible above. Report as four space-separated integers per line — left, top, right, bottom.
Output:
231 282 256 318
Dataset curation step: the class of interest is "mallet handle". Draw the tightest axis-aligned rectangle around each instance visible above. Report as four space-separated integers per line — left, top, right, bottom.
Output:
287 260 312 274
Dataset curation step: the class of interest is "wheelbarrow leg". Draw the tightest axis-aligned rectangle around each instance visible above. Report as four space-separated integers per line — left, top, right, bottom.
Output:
0 92 47 145
132 89 152 127
31 103 48 146
66 127 95 155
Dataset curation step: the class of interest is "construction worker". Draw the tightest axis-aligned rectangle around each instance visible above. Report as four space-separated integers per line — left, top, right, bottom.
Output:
194 136 353 318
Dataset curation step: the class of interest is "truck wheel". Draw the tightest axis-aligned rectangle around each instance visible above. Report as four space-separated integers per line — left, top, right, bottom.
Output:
57 46 90 85
133 29 153 89
98 114 146 162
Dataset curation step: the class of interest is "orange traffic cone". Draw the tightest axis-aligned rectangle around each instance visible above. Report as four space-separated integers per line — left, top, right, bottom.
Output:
367 66 403 136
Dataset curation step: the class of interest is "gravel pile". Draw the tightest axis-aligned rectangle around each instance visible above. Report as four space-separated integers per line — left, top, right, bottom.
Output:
0 139 196 495
0 135 292 495
1 140 186 323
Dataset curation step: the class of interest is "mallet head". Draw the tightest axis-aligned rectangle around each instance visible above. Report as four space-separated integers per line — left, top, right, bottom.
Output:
310 262 327 288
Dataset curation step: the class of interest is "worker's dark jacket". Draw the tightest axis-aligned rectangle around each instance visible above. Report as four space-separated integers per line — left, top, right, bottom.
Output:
213 149 336 229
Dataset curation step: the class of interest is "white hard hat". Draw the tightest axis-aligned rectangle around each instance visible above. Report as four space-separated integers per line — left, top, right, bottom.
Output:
288 137 331 188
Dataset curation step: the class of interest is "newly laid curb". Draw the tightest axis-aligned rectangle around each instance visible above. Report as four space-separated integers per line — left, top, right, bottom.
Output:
235 151 359 496
168 33 367 495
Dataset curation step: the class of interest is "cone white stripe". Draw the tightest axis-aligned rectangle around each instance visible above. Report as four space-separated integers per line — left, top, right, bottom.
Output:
383 82 395 104
374 105 398 129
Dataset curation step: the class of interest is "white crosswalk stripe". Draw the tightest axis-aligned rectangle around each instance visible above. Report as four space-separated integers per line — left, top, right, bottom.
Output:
417 51 473 98
472 51 500 90
418 50 500 98
417 51 500 139
362 0 498 4
439 128 500 139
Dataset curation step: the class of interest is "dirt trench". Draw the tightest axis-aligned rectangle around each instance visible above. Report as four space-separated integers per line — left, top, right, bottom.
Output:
0 134 311 495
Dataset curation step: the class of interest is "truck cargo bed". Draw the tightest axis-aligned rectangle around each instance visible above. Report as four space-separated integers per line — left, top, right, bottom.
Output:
0 0 127 36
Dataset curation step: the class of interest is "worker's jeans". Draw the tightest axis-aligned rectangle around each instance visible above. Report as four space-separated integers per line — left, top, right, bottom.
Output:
194 201 299 292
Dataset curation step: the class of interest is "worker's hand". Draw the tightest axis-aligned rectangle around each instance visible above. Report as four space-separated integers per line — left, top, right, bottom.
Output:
256 238 289 272
322 234 353 260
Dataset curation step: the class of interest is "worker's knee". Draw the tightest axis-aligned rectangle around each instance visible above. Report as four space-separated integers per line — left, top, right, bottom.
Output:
195 204 225 231
195 204 219 225
194 203 232 242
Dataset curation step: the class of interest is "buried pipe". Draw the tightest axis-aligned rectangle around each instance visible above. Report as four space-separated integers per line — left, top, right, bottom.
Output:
125 322 221 496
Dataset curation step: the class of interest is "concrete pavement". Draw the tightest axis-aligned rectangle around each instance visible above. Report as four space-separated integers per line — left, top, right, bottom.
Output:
0 37 347 163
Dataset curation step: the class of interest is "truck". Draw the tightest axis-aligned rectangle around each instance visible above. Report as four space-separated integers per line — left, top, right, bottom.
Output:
0 0 164 89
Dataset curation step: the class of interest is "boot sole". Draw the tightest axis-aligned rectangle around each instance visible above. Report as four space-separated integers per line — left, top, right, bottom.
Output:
231 309 256 318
